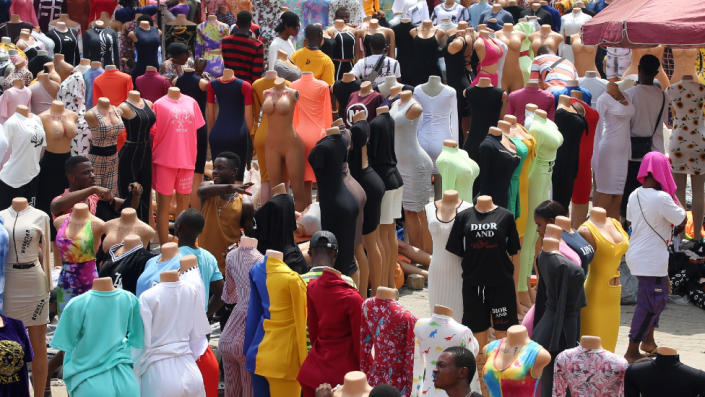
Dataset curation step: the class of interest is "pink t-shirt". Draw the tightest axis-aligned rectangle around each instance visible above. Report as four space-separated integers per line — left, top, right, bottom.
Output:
151 95 206 170
506 86 556 124
0 86 31 124
559 240 582 268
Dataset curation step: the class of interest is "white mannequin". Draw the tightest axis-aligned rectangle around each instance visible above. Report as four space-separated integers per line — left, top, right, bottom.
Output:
376 76 400 98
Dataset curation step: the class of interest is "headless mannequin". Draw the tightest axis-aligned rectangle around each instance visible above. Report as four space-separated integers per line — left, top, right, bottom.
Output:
357 19 396 59
263 78 307 212
160 269 180 282
113 234 142 257
504 114 532 140
435 188 460 222
16 29 38 52
85 96 121 130
179 254 198 275
53 203 104 254
35 73 60 99
42 62 61 83
39 101 78 155
529 25 563 55
670 49 699 85
128 20 163 47
495 24 526 94
118 90 154 120
554 215 572 233
445 21 469 42
569 33 598 77
622 46 669 90
53 53 73 82
266 249 284 261
594 82 627 219
101 208 155 253
49 13 80 30
580 335 602 349
332 371 373 397
577 207 621 287
411 19 445 43
376 76 399 99
92 276 116 291
160 242 180 263
474 30 502 78
256 70 287 207
418 76 447 198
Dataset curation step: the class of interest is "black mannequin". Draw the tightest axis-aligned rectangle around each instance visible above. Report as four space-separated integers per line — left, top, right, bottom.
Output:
551 97 587 210
475 127 520 209
624 350 705 397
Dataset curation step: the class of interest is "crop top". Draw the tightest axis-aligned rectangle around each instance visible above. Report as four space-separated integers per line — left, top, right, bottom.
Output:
0 206 52 290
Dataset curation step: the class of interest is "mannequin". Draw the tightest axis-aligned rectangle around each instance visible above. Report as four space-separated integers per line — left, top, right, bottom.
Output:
436 141 480 202
495 24 526 94
569 33 598 77
444 21 469 41
0 197 51 396
16 29 40 60
332 72 361 126
101 208 155 253
554 216 594 274
623 347 705 396
85 20 119 67
40 61 60 84
262 78 306 212
443 27 474 137
0 79 29 125
558 7 591 65
577 70 607 107
165 14 197 58
29 73 60 115
98 233 154 294
207 68 253 183
467 0 491 29
529 24 563 55
551 94 587 210
415 75 458 199
376 76 400 99
323 19 356 81
483 325 551 396
477 126 520 209
332 372 373 397
195 16 229 77
52 53 73 81
577 207 629 352
47 25 80 67
621 46 669 90
670 49 699 85
463 76 507 168
361 286 418 394
84 97 124 195
357 18 395 59
471 30 504 86
128 20 162 81
410 21 445 86
346 81 384 126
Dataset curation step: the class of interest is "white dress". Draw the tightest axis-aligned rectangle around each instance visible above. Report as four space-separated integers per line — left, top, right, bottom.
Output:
666 81 705 174
414 85 458 174
593 93 636 195
390 98 433 212
424 200 472 324
559 11 592 64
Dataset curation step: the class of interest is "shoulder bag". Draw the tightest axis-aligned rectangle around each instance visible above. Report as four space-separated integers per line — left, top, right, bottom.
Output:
630 91 666 160
637 188 677 275
366 55 386 85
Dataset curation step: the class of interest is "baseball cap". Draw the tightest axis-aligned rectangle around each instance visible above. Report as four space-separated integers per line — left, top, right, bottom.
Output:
310 231 338 250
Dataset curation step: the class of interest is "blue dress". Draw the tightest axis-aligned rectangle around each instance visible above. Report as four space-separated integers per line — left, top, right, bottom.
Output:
207 78 250 182
0 216 7 313
130 26 161 82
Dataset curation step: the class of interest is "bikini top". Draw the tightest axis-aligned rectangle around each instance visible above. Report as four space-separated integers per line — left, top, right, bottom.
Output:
478 35 503 70
262 89 296 115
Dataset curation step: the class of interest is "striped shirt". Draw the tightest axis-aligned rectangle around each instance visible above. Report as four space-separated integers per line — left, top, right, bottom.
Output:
530 54 578 93
222 33 264 84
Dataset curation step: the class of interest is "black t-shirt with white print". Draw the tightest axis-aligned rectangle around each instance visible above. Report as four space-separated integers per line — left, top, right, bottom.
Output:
446 206 520 287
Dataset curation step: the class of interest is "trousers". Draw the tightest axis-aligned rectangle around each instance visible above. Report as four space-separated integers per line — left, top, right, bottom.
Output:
250 372 301 397
629 276 669 343
519 161 553 291
196 346 219 397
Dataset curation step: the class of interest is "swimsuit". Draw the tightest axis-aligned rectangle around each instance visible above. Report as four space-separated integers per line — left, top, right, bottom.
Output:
472 35 504 86
56 216 97 316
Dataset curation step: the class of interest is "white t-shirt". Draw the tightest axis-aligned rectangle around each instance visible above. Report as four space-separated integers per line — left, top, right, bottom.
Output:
625 187 685 277
624 85 669 159
267 36 296 71
403 1 430 24
179 266 208 359
352 55 401 86
0 112 45 187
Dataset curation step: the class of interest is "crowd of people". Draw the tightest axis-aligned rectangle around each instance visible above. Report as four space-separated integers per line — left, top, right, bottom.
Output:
0 0 704 396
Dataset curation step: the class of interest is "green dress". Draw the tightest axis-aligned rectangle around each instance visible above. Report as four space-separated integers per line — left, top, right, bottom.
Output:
508 136 529 220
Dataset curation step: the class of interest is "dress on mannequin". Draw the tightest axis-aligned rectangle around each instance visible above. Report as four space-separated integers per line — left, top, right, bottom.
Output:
442 33 471 136
580 219 629 352
254 194 308 274
436 145 480 202
51 288 143 397
463 85 505 162
561 229 594 274
551 105 587 209
0 112 45 208
558 11 591 64
414 85 458 173
174 70 208 175
309 134 360 276
412 28 442 86
476 133 520 209
298 270 364 396
369 111 404 225
118 100 155 223
87 106 123 194
391 20 416 86
472 35 504 86
624 353 705 397
291 73 333 183
58 72 90 156
244 255 308 397
424 200 473 322
553 345 628 396
666 80 705 174
0 217 7 309
390 99 433 213
55 216 98 315
483 338 544 396
330 28 355 80
130 26 161 81
570 97 598 206
346 89 384 126
507 137 528 220
98 242 154 294
333 79 361 127
196 20 229 77
207 77 252 182
339 126 366 249
593 93 635 195
360 296 418 394
349 120 385 235
84 26 119 66
220 245 264 397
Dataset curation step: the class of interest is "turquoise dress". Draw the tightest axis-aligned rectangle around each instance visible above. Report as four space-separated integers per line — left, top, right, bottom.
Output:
508 136 529 221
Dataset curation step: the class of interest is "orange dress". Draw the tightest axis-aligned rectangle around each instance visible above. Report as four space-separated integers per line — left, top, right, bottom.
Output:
290 73 332 182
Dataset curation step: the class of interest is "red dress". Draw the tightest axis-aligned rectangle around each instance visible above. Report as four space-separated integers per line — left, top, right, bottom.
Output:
298 271 364 396
360 297 418 397
570 97 599 205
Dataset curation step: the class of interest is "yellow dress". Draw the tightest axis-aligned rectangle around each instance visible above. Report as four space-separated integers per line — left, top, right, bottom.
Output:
579 218 629 352
517 132 537 238
251 78 291 183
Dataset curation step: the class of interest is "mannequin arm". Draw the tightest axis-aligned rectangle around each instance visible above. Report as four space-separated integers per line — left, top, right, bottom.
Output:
244 104 253 132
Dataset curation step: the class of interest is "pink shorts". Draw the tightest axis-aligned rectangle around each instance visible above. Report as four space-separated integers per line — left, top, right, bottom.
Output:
152 164 193 195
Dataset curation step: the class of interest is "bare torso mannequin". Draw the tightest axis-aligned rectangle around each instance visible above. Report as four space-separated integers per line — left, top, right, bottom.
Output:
569 33 598 77
113 234 142 257
622 46 669 89
496 24 526 93
53 203 105 254
577 207 622 286
435 188 461 223
333 371 373 397
39 101 78 154
49 14 80 30
101 208 155 252
16 29 38 52
357 19 396 59
670 48 699 85
529 25 563 55
53 53 73 82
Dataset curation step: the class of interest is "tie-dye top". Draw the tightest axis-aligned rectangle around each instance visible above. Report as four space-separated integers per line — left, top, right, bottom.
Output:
484 338 542 397
56 217 95 265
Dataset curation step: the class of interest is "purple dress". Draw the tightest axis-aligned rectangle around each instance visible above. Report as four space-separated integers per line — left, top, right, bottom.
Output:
195 20 229 77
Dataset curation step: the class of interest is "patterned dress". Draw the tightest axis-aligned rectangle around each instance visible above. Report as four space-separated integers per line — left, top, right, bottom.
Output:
360 297 418 396
219 246 264 397
253 0 284 66
553 345 628 397
666 81 705 175
120 20 137 74
224 0 252 15
328 0 364 26
57 72 91 156
196 20 229 77
303 0 331 39
56 217 97 315
164 24 197 56
483 338 543 397
87 106 124 194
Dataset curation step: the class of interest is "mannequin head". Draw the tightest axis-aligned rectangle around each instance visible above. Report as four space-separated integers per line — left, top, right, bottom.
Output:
168 42 190 65
65 155 96 190
637 54 660 86
274 11 301 38
308 230 339 267
212 151 241 185
174 208 205 247
533 200 567 236
432 346 476 395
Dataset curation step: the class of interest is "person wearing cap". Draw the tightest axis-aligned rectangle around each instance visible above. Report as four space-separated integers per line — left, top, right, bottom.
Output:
302 231 357 288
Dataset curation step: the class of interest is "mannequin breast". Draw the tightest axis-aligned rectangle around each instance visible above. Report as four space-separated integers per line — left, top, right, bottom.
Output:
670 48 699 85
42 115 77 153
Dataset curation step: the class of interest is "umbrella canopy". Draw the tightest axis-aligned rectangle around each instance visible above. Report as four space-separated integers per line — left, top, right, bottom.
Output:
582 0 705 48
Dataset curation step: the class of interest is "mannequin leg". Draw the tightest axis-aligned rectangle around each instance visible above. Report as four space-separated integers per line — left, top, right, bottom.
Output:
571 203 589 229
475 330 489 397
433 173 443 200
363 231 382 297
377 228 389 288
673 173 688 239
397 240 431 268
190 173 204 211
283 150 307 212
512 251 527 316
692 175 704 241
355 244 369 299
520 166 550 300
404 210 423 252
29 324 48 396
267 377 301 397
260 181 271 205
387 224 399 289
156 193 172 244
419 209 433 255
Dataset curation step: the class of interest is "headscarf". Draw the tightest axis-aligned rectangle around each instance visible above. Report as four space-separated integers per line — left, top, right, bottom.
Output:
637 151 680 205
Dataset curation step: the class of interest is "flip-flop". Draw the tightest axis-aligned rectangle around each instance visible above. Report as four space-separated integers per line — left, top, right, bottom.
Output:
627 356 654 365
641 346 659 356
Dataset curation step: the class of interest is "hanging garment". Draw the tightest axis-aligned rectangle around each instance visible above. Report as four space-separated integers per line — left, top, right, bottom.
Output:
195 20 229 77
87 105 124 194
484 338 543 397
476 133 521 209
436 145 480 202
254 194 309 274
593 93 635 195
553 345 628 397
360 297 418 396
34 0 64 31
414 85 458 174
0 113 45 208
463 85 505 163
57 71 91 156
56 216 97 316
291 73 333 182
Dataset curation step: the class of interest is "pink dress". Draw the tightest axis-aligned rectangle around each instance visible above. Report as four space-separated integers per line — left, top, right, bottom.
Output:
472 35 504 86
9 0 39 26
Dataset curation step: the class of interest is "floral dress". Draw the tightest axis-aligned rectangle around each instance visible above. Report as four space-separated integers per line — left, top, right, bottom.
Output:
196 20 229 77
666 81 705 175
360 297 418 396
553 345 628 396
120 20 137 74
56 217 97 315
164 24 197 56
253 0 284 66
57 72 91 156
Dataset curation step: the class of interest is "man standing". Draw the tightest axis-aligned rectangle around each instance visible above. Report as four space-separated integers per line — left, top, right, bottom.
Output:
351 33 401 87
530 45 578 93
222 10 264 83
291 24 335 85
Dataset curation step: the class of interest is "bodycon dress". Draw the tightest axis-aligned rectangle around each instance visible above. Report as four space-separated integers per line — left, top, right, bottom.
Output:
332 28 355 81
88 106 124 195
392 21 416 86
56 217 98 316
425 200 473 323
552 107 587 210
368 112 404 225
580 219 629 352
414 85 458 174
593 93 635 195
507 137 528 221
412 29 442 86
436 145 480 202
519 115 563 292
175 70 208 175
251 77 291 183
349 120 385 235
130 26 161 82
291 73 333 182
472 35 503 86
208 78 252 182
333 80 361 127
390 99 432 213
476 134 521 209
36 150 71 239
341 127 366 248
309 134 360 276
571 98 598 205
516 132 537 237
443 34 471 143
463 85 505 163
118 99 156 224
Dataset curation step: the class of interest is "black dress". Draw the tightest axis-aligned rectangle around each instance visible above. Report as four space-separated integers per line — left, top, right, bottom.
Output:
391 21 417 86
46 28 80 65
254 193 309 274
532 251 586 397
308 134 360 276
552 107 587 210
368 112 403 192
175 70 208 174
333 80 361 121
503 5 524 24
131 26 161 82
350 120 385 235
442 34 470 144
463 85 505 162
476 134 520 209
412 29 441 86
84 27 120 66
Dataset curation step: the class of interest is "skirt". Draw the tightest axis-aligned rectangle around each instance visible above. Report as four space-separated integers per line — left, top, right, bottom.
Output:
4 261 50 326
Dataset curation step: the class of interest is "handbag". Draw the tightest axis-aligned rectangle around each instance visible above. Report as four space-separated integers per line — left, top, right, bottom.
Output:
637 188 677 275
630 91 666 160
366 54 386 85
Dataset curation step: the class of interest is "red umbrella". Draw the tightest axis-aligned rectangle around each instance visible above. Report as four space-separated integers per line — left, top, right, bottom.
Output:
582 0 705 48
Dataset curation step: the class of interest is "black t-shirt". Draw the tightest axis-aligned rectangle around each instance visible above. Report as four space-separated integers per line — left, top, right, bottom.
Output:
446 206 520 287
98 245 155 295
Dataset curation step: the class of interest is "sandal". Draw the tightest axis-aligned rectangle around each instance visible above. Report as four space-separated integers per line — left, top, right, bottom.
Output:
640 346 659 356
627 356 654 365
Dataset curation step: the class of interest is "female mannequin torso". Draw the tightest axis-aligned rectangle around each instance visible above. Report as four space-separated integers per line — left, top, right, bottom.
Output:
670 48 699 85
528 25 563 55
569 33 598 77
622 46 669 89
495 26 526 93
